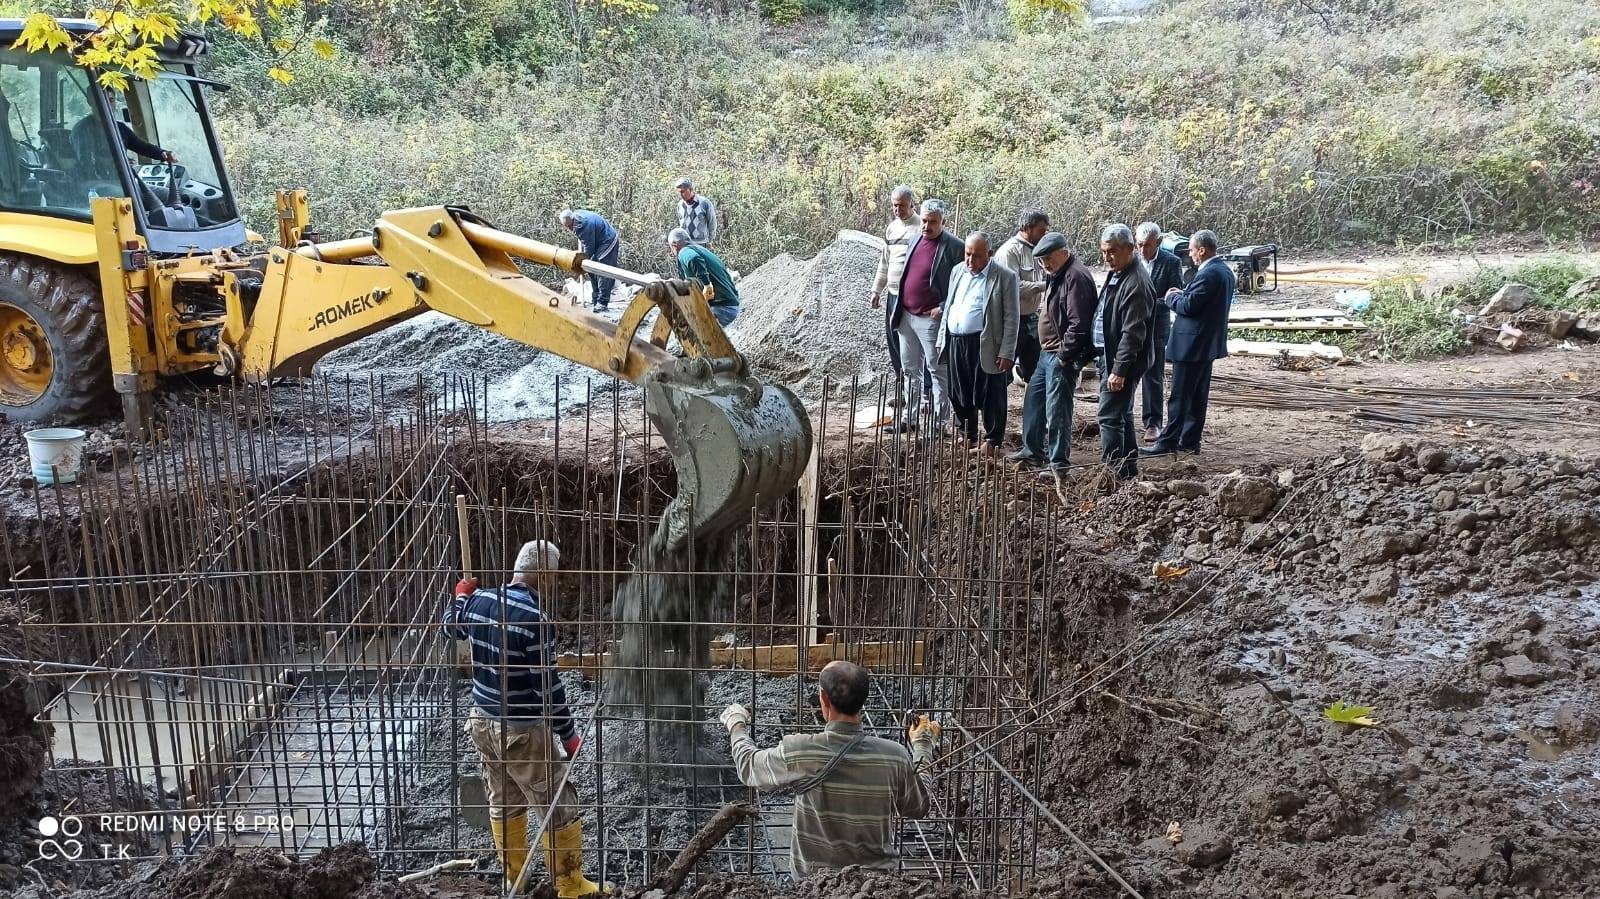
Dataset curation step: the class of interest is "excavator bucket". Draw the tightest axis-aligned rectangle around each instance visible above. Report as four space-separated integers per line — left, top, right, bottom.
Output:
643 361 812 551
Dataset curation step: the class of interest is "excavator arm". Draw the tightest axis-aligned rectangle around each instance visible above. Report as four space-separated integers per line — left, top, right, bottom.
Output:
237 204 811 549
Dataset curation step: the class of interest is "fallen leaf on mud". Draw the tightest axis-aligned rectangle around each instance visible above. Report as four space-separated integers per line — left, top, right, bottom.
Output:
1166 821 1184 843
1563 371 1581 382
1152 560 1191 579
1078 499 1096 514
1324 700 1380 727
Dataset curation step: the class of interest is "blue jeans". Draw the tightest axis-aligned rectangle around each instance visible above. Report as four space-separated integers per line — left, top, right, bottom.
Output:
588 244 620 310
1021 353 1079 469
712 303 739 327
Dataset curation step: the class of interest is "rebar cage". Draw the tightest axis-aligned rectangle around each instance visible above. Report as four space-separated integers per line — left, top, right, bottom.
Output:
3 374 1064 893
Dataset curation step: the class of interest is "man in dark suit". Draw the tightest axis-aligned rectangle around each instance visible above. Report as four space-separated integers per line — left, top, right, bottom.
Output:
1134 222 1185 443
892 199 965 433
1095 224 1155 480
1142 229 1235 456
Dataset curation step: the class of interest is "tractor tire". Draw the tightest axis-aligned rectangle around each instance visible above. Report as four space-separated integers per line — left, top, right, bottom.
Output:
0 253 113 423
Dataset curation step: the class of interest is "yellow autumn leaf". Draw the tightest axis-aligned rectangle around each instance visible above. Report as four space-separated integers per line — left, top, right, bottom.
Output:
267 66 295 84
1563 371 1580 382
272 37 296 53
312 38 335 59
1152 560 1190 580
1323 700 1379 727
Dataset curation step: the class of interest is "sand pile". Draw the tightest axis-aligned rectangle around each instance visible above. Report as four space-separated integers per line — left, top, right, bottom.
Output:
729 230 894 400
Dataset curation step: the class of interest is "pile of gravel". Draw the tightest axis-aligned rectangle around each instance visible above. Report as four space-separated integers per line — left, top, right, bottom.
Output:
729 231 894 401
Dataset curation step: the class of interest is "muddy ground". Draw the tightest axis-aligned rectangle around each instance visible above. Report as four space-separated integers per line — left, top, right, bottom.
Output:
0 242 1596 896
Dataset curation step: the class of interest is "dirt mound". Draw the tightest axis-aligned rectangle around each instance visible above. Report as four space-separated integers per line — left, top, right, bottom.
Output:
1093 437 1599 602
73 842 421 899
730 231 893 400
1022 442 1600 897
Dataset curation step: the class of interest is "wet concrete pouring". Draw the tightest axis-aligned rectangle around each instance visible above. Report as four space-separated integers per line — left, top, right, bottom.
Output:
0 363 1595 897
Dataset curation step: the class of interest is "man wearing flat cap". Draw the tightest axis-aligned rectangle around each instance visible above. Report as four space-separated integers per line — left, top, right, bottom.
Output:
1010 232 1098 474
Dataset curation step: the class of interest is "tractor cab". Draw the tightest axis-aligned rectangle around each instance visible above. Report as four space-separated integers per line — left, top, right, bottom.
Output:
0 19 245 255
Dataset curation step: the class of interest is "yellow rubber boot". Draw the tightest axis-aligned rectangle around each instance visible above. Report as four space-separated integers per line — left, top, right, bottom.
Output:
491 815 529 888
541 820 611 897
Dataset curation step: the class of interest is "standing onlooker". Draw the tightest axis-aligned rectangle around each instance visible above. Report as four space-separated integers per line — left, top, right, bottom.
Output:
1134 222 1184 442
1143 229 1235 457
1094 224 1155 480
559 209 622 313
668 229 740 326
871 185 921 380
1010 232 1097 473
996 209 1050 385
937 232 1018 455
891 199 964 433
674 178 718 246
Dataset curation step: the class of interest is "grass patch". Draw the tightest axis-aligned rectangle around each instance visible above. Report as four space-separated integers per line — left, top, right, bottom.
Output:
1360 284 1470 360
1447 258 1597 311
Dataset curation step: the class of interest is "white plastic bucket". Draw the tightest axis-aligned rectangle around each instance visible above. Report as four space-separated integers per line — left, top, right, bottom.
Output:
24 427 87 485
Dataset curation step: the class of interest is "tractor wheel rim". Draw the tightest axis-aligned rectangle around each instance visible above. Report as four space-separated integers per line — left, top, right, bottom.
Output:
0 302 53 405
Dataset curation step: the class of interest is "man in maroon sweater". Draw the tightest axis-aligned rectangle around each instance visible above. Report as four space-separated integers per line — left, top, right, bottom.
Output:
892 199 965 433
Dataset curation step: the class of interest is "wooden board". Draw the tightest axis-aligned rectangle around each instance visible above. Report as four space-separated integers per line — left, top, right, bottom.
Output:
184 682 287 806
1229 306 1355 320
1230 319 1366 331
555 638 925 679
1227 339 1345 361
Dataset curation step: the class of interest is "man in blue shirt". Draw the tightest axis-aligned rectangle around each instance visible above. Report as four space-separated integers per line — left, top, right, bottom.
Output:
446 539 608 896
559 209 622 313
668 228 740 327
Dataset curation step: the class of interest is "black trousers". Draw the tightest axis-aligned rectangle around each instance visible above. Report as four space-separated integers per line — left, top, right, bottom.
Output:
1098 356 1140 479
885 292 903 378
1156 359 1215 451
1140 307 1170 429
947 332 1008 445
1015 313 1040 382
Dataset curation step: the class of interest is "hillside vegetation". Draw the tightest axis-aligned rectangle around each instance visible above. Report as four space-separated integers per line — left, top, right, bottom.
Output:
61 0 1600 273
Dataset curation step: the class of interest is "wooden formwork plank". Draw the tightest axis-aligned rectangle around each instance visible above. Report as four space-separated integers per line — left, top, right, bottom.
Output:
556 639 924 679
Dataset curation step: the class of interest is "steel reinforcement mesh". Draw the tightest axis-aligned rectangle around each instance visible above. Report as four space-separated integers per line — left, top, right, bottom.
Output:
4 375 1062 894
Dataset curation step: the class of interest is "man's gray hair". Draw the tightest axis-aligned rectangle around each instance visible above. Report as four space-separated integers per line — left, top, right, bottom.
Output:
514 539 560 575
667 227 692 246
674 177 694 190
965 230 992 248
890 184 916 202
1135 221 1162 242
1019 209 1049 231
558 209 578 225
1190 229 1220 253
920 198 948 218
1101 223 1135 248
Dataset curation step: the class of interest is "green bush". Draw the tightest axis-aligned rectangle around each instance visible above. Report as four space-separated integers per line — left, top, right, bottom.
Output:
1447 258 1596 310
1362 284 1470 360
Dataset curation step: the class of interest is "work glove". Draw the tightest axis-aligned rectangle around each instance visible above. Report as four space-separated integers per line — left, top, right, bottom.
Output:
720 703 751 733
454 577 478 598
563 734 581 759
907 714 942 748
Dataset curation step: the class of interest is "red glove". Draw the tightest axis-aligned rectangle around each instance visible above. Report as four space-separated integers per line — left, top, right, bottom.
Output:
563 735 581 759
454 577 478 598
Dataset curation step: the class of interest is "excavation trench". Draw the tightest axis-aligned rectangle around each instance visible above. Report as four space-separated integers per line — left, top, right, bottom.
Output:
0 382 1058 895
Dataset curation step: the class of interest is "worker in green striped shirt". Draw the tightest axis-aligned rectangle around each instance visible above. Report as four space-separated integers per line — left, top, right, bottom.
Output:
720 661 940 877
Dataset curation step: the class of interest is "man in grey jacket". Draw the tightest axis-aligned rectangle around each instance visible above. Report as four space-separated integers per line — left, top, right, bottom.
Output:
1095 224 1155 480
937 232 1019 454
674 178 717 246
995 209 1050 384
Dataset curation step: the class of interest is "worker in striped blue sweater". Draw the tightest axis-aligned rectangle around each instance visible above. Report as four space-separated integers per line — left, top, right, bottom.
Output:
447 539 610 896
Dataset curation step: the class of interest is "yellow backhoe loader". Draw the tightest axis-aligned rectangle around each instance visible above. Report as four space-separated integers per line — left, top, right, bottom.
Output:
0 20 810 546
